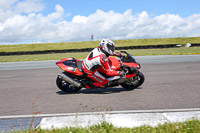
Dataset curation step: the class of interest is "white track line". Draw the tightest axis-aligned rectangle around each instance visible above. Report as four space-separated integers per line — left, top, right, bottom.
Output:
1 108 200 119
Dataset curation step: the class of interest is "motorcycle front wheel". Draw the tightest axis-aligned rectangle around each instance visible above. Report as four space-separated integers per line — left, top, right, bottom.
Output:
120 71 145 90
56 75 82 93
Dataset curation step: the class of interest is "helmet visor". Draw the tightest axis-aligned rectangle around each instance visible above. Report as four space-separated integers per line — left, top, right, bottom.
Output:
107 43 115 53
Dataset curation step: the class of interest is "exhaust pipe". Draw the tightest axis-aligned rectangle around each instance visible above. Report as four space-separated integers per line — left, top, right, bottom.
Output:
59 73 81 88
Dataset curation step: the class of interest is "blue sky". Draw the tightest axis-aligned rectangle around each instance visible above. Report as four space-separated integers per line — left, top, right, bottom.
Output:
0 0 200 44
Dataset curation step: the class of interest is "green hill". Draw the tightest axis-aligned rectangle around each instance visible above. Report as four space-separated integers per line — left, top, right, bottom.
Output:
0 37 200 52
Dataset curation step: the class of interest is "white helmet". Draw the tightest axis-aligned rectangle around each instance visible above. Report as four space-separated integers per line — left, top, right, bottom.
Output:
100 39 115 55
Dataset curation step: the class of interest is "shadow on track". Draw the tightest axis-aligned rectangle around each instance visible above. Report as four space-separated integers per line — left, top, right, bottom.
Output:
56 87 143 95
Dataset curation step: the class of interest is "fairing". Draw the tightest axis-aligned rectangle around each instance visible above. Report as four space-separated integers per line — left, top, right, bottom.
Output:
56 54 140 78
98 56 139 78
98 56 121 73
56 58 84 76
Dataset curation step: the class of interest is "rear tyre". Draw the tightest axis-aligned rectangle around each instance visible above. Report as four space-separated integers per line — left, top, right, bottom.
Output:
56 75 82 93
120 71 145 90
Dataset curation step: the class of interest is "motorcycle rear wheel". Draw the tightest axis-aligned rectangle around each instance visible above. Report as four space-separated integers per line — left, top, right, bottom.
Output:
120 71 145 90
56 75 82 93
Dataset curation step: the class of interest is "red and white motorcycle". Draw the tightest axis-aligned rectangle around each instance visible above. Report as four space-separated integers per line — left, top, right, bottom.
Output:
56 51 145 93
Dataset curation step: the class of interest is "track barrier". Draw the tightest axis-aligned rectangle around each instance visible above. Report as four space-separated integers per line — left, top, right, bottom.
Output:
0 43 200 56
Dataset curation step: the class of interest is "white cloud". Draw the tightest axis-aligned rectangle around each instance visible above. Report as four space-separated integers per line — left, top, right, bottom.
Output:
72 15 87 24
15 0 44 14
0 0 17 22
47 4 64 21
0 1 200 44
0 0 18 10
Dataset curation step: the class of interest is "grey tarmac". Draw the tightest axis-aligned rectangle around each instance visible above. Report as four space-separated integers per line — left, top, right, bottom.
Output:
0 55 200 117
0 55 200 131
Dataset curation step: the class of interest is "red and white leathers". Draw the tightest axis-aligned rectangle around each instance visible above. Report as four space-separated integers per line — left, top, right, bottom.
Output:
82 47 121 88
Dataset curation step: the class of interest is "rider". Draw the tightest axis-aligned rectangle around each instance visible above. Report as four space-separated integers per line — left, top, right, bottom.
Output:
82 39 124 88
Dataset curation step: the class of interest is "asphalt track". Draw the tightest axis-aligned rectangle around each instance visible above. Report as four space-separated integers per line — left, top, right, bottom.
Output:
0 55 200 117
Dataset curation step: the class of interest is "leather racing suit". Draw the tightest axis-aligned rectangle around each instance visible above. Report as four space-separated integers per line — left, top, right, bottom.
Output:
82 47 122 88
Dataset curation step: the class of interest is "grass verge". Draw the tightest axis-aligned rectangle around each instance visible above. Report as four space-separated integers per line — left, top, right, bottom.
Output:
15 119 200 133
0 37 200 52
0 47 200 62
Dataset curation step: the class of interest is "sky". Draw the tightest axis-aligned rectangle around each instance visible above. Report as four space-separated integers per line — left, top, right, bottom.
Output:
0 0 200 44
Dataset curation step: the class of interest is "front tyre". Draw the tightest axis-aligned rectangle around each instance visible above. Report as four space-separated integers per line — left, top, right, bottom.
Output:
56 75 82 93
120 71 145 90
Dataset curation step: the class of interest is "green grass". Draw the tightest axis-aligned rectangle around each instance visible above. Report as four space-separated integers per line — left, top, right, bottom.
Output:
0 37 200 52
0 47 200 62
0 37 200 62
15 119 200 133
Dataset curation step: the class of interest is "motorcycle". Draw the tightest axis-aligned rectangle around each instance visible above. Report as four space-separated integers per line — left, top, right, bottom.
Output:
56 51 145 93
